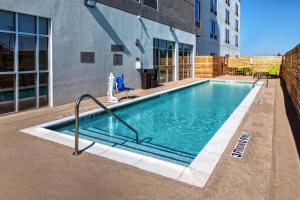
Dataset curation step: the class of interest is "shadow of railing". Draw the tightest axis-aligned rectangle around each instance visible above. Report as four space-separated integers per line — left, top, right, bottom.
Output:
76 127 195 165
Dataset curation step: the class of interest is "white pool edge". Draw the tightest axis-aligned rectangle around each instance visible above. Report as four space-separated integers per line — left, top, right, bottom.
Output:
20 79 264 188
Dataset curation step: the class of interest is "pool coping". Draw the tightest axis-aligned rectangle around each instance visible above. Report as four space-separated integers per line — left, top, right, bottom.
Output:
20 79 264 188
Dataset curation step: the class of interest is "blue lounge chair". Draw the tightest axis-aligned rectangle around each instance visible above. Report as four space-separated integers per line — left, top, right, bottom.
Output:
115 74 134 98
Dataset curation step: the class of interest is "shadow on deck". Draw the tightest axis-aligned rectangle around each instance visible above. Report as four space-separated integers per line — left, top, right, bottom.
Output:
280 79 300 156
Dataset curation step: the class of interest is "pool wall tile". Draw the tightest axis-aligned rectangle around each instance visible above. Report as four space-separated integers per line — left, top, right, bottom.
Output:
189 150 222 174
100 147 144 166
136 157 185 179
203 136 230 155
178 168 210 188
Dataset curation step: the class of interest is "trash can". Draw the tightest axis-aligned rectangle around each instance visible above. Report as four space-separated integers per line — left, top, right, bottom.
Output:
141 70 151 89
150 68 159 88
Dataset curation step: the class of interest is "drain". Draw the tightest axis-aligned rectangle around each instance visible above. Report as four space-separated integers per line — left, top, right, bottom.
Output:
256 96 264 104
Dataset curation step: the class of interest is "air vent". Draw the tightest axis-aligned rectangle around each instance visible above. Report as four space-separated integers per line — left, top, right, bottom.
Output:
113 54 123 66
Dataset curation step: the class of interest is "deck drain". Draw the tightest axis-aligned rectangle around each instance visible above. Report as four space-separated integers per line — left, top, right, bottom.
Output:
56 113 75 119
256 96 264 104
231 131 251 159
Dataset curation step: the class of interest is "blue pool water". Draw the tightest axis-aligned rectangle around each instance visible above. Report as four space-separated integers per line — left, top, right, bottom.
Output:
48 81 252 166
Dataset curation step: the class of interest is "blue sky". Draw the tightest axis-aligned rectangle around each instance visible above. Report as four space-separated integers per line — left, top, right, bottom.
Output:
241 0 300 56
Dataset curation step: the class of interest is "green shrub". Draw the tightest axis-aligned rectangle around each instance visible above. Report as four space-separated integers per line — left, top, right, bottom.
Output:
266 64 280 75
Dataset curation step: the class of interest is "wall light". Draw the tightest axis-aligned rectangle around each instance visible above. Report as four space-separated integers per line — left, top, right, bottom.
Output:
85 0 97 8
170 26 175 32
135 39 141 47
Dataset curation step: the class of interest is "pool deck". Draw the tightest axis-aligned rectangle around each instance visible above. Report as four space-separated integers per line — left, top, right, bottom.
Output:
0 76 299 200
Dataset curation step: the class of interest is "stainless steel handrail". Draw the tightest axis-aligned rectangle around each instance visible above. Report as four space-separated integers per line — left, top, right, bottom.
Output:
252 78 260 88
73 94 139 156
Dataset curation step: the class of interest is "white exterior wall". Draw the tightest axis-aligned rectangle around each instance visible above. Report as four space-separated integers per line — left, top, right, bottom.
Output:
196 0 240 56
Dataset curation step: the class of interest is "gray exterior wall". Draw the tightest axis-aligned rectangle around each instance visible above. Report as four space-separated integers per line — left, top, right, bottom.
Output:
0 0 195 106
97 0 195 34
196 0 240 56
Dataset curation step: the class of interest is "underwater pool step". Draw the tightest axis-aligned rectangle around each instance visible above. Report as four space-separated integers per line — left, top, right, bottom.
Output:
86 127 196 158
73 128 194 166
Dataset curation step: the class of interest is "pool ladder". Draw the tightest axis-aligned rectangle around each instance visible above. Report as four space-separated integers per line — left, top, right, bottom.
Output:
252 78 260 88
252 75 269 88
73 94 139 156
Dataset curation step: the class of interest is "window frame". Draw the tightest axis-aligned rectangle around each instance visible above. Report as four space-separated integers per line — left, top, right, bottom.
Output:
210 0 218 15
195 0 201 27
225 28 230 44
225 9 230 25
153 38 175 83
235 3 239 16
0 10 50 115
134 0 159 11
210 19 218 40
235 35 239 47
225 0 230 7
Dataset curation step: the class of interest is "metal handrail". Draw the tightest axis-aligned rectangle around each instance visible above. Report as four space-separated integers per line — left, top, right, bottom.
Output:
252 78 261 88
73 94 139 156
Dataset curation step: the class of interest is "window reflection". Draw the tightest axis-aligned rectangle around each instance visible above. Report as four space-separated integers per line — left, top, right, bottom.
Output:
0 32 15 72
18 14 36 34
39 73 48 107
19 35 36 71
0 10 15 31
0 75 15 114
39 17 48 35
153 39 174 83
179 43 193 80
39 37 48 70
0 11 49 115
19 73 36 111
143 0 158 10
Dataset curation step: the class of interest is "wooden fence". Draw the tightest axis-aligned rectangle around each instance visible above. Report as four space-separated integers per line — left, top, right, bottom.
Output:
228 56 282 72
195 56 282 78
194 56 226 78
281 43 300 117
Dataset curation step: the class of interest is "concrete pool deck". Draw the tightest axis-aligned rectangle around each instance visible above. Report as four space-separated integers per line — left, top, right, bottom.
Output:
0 76 299 200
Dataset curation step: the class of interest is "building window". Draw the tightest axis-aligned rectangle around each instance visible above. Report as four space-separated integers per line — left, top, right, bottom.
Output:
19 35 36 71
235 3 239 16
225 28 230 44
0 10 15 31
113 54 123 66
226 0 230 7
0 10 50 115
137 0 158 10
225 9 230 25
153 39 175 83
210 0 217 15
0 33 15 72
195 0 201 27
0 75 15 114
19 14 36 34
235 35 239 47
210 19 218 40
235 19 239 32
179 43 193 80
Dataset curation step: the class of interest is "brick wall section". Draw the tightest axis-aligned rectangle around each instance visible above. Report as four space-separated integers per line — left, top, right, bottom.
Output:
228 56 282 72
195 56 226 78
281 44 300 116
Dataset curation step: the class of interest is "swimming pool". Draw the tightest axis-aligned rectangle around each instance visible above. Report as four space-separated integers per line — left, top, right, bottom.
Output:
22 79 263 187
47 80 252 166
